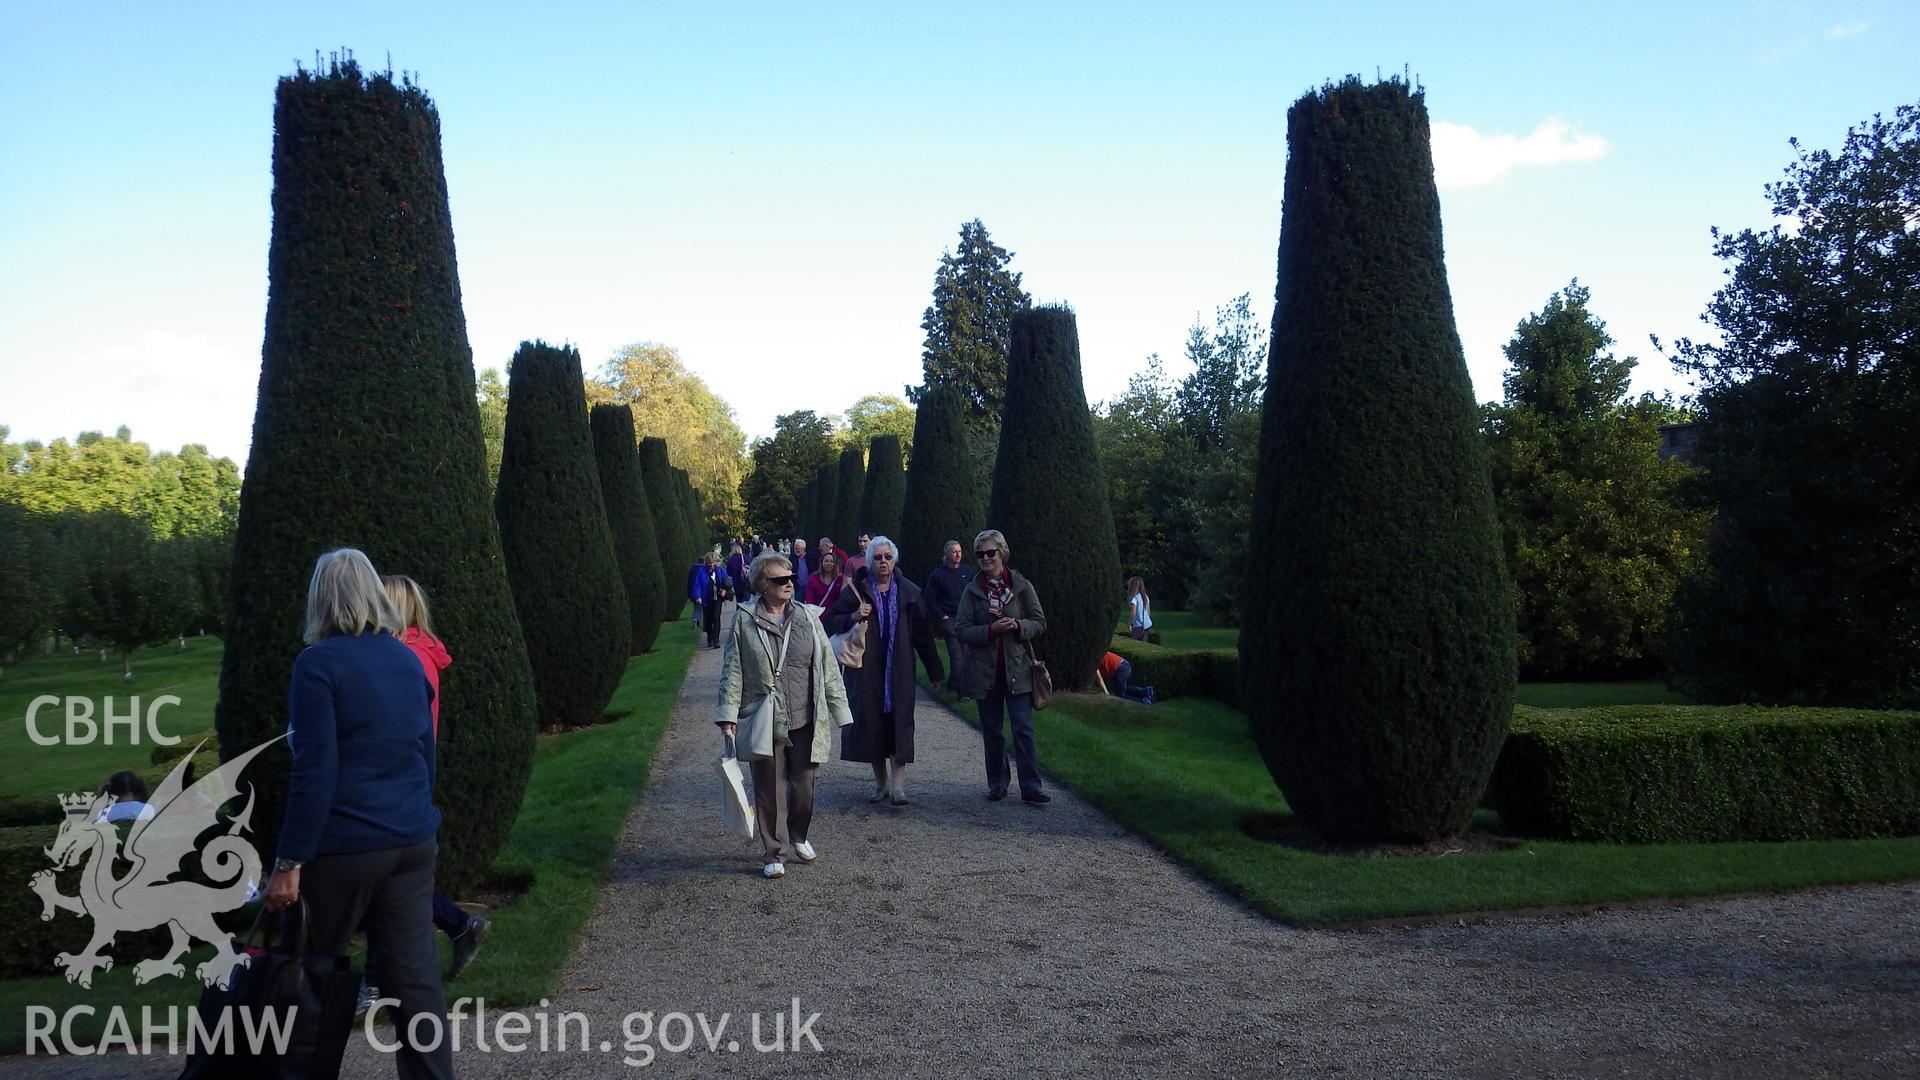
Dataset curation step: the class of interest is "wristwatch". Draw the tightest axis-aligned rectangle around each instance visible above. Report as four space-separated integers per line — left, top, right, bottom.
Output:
274 858 304 873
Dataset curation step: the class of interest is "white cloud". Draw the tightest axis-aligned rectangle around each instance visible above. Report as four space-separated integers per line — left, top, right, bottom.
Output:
1828 20 1869 38
1430 118 1612 190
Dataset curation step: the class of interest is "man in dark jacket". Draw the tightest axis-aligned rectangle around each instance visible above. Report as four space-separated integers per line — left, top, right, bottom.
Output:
921 539 972 690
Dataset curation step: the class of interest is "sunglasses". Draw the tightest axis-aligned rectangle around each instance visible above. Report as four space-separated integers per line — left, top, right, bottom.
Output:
975 549 1001 560
765 574 796 586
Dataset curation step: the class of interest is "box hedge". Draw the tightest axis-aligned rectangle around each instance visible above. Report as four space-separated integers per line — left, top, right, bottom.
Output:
0 747 232 976
1488 705 1920 842
1107 637 1240 708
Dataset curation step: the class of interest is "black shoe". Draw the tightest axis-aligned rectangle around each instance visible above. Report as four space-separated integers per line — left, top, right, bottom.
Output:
986 787 1007 801
447 916 490 980
1021 791 1051 805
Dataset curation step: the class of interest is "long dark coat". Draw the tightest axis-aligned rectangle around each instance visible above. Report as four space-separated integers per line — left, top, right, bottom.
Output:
826 575 945 763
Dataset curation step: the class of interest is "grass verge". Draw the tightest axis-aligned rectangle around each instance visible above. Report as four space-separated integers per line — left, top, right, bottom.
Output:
921 667 1920 925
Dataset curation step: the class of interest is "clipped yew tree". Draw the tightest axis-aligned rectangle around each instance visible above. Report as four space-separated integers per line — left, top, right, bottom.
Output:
987 306 1122 689
218 58 535 893
677 469 708 559
834 445 866 547
811 462 839 552
495 342 630 728
637 437 688 619
590 405 667 655
1243 78 1515 843
898 384 979 580
859 434 907 542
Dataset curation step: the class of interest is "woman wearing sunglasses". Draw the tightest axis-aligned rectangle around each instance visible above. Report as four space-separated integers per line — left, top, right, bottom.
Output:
952 529 1051 804
716 551 854 878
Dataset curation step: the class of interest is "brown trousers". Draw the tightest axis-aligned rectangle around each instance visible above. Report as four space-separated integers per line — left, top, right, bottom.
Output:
751 723 818 861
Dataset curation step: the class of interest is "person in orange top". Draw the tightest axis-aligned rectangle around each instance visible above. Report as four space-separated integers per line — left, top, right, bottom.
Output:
1095 650 1155 705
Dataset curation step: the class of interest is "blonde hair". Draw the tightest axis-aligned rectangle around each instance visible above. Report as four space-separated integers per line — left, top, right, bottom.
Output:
382 575 435 637
749 551 794 595
303 548 401 644
1127 576 1148 600
974 528 1010 563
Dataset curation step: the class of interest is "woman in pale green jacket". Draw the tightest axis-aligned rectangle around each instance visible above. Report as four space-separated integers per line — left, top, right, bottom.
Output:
717 551 854 878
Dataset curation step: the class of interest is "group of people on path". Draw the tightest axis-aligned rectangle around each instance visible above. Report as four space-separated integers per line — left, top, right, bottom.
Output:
716 529 1054 879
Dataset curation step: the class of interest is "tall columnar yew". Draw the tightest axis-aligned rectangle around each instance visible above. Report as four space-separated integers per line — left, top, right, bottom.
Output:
811 462 839 551
590 405 667 655
834 445 866 547
987 306 1123 690
858 434 906 543
495 342 631 728
217 59 536 893
637 437 690 620
1242 78 1515 843
898 384 979 581
677 468 707 560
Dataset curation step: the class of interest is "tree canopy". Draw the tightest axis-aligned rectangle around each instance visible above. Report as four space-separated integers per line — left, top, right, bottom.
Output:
0 426 239 539
741 410 839 539
842 394 916 463
587 342 748 536
911 219 1032 429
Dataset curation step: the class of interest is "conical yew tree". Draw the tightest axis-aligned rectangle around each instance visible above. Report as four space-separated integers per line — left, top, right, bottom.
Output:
217 59 535 893
637 437 688 620
1242 77 1515 843
495 341 630 728
898 384 979 581
859 434 906 543
811 462 839 555
678 469 708 560
590 404 667 655
987 306 1123 689
834 445 865 548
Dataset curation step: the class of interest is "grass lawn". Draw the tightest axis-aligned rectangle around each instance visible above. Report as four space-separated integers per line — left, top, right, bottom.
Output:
1118 609 1238 650
2 639 221 798
0 620 696 1055
921 665 1920 925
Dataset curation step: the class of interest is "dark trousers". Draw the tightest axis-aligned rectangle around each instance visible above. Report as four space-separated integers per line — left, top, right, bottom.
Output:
702 597 723 647
979 674 1042 796
750 724 819 862
431 891 466 936
1112 659 1151 702
937 616 964 684
1128 626 1149 641
304 839 454 1080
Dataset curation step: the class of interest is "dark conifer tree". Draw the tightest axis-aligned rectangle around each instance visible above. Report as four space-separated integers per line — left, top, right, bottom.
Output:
217 59 536 892
1242 78 1515 843
858 434 906 543
677 468 707 560
638 437 689 620
898 384 979 580
834 445 866 547
987 306 1123 690
811 462 839 554
495 342 630 729
590 405 667 655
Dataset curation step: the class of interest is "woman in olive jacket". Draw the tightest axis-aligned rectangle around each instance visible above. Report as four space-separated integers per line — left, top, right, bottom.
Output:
952 528 1050 804
826 536 945 806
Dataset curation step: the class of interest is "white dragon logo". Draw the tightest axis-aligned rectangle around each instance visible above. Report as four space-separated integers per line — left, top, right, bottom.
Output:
29 736 281 990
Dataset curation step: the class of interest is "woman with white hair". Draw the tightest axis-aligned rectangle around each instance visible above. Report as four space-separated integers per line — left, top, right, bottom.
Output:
717 550 854 878
262 547 453 1079
826 535 945 805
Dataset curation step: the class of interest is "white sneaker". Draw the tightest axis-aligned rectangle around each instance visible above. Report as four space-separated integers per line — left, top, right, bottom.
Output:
794 841 817 862
762 861 785 878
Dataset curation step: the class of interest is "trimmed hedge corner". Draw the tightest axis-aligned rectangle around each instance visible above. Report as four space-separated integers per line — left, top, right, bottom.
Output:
1489 705 1920 843
1108 637 1240 707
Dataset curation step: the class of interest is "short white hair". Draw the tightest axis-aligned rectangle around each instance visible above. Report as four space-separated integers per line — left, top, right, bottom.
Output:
865 535 897 565
304 548 401 644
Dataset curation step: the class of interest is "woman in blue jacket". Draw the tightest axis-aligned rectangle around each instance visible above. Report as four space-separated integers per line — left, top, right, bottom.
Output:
263 547 452 1080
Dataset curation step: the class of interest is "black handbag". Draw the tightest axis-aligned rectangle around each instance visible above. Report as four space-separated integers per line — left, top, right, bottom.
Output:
178 898 360 1080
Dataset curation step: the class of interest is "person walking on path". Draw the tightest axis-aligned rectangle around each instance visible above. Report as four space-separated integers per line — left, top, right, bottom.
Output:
789 538 812 592
954 529 1050 804
264 548 454 1080
692 552 733 649
922 539 972 692
803 549 848 611
717 551 854 878
725 543 752 605
1127 576 1153 641
827 536 945 806
842 531 872 579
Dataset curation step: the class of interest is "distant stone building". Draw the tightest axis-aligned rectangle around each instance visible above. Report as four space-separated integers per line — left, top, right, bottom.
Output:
1658 421 1702 463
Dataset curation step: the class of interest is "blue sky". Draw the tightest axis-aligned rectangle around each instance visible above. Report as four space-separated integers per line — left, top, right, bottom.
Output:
2 1 1913 465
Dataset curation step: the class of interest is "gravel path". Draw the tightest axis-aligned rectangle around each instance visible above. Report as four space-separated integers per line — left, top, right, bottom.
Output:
8 632 1917 1077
